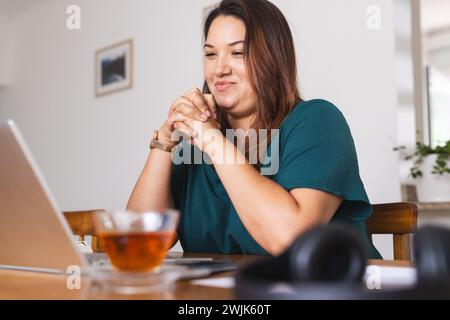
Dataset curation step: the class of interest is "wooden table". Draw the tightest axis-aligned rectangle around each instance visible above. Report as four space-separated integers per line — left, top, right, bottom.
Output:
0 253 412 300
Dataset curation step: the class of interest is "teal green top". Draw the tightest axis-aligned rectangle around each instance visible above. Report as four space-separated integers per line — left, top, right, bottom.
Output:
170 99 382 259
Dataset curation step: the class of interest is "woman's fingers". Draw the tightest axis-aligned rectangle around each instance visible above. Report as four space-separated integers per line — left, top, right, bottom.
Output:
179 103 209 122
168 96 202 118
167 112 187 130
172 121 195 141
168 88 217 122
185 88 211 117
203 94 217 119
167 110 202 131
169 103 208 126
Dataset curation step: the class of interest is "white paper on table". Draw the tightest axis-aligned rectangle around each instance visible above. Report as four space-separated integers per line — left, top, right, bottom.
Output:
190 266 417 290
191 277 235 289
364 265 417 289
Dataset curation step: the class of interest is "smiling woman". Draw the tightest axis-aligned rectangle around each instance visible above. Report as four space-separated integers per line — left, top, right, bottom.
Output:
202 5 300 135
202 17 258 122
127 0 382 259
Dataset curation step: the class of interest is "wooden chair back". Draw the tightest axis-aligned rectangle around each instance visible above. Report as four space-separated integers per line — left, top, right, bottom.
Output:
366 202 418 260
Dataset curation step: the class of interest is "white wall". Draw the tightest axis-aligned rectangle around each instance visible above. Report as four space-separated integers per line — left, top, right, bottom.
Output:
0 0 212 212
395 0 419 182
0 13 14 86
273 0 401 205
274 0 406 258
0 0 409 258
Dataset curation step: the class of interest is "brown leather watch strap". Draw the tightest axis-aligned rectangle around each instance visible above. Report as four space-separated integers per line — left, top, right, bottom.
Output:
149 130 174 152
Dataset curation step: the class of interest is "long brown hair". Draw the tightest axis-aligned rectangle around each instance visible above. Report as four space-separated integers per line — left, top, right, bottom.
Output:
203 0 303 159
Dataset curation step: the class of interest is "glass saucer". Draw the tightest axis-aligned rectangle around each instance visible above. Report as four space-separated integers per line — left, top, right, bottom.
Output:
86 264 183 295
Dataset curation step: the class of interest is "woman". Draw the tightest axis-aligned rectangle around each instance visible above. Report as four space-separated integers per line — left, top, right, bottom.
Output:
127 0 381 259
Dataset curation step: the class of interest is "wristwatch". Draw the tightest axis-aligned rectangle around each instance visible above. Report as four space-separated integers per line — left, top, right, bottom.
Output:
149 130 174 152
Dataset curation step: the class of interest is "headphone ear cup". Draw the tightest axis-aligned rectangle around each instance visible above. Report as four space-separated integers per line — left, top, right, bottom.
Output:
287 224 367 283
414 225 450 286
234 224 368 299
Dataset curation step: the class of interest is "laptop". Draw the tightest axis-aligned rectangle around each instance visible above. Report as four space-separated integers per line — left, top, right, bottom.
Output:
0 120 236 277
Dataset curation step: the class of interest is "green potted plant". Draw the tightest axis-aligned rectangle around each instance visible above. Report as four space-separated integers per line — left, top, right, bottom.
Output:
394 140 450 202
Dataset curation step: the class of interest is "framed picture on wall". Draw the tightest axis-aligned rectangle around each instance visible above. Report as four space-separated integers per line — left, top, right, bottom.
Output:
95 38 133 97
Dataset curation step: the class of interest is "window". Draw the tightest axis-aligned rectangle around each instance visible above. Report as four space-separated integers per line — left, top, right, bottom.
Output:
426 66 450 147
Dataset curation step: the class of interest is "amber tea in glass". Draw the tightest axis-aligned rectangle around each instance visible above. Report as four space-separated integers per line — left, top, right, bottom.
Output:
94 210 179 272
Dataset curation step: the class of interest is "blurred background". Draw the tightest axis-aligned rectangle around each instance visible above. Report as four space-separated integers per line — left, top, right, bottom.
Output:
0 0 449 258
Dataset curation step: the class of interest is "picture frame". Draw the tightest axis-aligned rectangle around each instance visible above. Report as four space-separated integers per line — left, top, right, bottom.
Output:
95 38 133 97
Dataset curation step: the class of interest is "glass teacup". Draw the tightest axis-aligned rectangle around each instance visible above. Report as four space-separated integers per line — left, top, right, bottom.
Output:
93 209 179 272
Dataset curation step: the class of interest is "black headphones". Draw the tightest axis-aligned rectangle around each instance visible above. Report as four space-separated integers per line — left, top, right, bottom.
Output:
235 224 450 299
